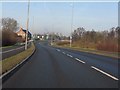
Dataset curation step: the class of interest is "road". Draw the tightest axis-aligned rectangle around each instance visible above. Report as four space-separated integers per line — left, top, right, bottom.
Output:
3 41 119 88
1 43 31 60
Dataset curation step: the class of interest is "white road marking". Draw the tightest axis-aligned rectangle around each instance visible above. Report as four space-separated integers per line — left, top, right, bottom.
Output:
0 48 35 79
55 48 118 81
62 52 66 54
75 58 85 64
67 54 70 56
1 46 24 54
67 54 73 58
91 66 119 81
56 49 60 52
69 55 73 58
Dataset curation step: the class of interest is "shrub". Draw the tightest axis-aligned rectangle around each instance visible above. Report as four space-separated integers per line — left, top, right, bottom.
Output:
96 41 118 52
56 41 70 46
2 30 18 46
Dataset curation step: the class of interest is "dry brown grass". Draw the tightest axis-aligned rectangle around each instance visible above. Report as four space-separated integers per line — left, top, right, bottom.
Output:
54 43 119 59
0 42 35 75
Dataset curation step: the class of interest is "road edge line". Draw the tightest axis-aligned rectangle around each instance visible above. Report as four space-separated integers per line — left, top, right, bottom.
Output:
0 45 36 80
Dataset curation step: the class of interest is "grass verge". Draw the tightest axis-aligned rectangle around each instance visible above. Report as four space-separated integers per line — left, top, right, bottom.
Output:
53 44 119 59
0 42 35 75
0 45 14 49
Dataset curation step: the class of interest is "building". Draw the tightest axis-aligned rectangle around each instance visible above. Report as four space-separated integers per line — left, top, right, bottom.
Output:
16 27 32 41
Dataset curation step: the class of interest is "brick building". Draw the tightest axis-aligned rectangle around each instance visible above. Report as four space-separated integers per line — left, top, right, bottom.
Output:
16 27 32 40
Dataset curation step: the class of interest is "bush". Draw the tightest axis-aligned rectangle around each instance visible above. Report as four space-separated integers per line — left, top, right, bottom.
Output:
0 30 2 47
2 30 18 46
96 41 118 52
56 41 70 46
17 36 25 43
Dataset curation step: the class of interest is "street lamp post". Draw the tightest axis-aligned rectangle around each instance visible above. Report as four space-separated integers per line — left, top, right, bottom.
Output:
25 0 30 50
70 2 74 47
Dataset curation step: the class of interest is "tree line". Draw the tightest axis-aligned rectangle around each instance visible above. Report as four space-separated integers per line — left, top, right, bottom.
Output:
0 17 24 46
72 27 120 52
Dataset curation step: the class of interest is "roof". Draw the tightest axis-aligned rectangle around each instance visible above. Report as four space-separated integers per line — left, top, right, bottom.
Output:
22 29 32 39
22 29 31 35
17 27 32 39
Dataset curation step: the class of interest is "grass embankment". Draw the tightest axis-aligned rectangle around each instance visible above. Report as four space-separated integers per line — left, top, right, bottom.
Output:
0 42 35 75
53 42 119 59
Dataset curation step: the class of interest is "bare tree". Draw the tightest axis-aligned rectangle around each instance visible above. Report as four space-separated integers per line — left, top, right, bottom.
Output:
1 17 19 46
2 17 19 32
70 26 119 52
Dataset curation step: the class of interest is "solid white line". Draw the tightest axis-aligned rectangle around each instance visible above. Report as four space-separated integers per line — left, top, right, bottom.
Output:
91 66 119 81
75 58 85 64
1 46 24 54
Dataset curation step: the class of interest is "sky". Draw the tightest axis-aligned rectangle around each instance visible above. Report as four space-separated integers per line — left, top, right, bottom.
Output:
1 1 118 36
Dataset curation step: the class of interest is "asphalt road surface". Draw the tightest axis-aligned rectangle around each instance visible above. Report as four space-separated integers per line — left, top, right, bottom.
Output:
3 41 119 88
1 43 31 60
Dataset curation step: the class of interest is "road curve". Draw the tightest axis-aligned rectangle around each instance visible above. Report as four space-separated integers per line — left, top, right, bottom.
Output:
3 41 118 88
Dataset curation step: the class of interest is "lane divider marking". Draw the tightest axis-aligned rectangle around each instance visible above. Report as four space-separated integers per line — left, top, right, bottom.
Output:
67 54 70 57
55 49 118 81
62 52 66 54
91 66 119 81
66 54 73 58
67 54 70 56
75 58 86 64
56 49 60 52
69 55 73 58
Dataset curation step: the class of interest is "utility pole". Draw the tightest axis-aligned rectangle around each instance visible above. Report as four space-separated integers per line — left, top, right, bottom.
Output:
32 16 34 40
70 1 74 47
25 0 30 50
51 33 52 45
51 25 54 45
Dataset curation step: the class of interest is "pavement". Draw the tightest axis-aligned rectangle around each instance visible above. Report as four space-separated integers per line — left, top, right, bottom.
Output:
2 40 119 88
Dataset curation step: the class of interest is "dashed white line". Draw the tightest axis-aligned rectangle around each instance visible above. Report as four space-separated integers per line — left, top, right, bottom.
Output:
67 54 69 56
66 54 73 58
56 49 60 52
69 55 73 58
56 49 118 81
75 58 86 64
62 52 66 54
91 66 119 81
